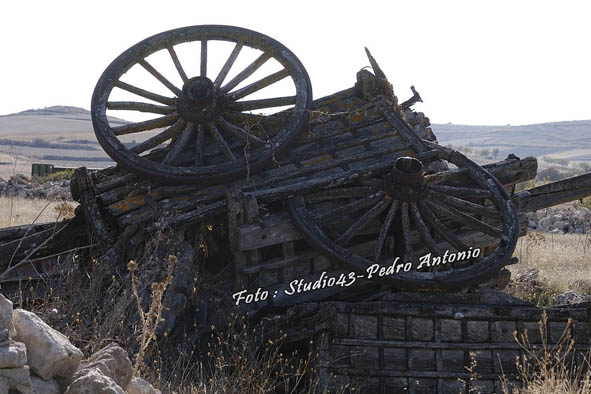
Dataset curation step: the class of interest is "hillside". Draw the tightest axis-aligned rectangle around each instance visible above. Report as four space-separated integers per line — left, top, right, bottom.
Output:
1 105 590 179
432 120 591 162
0 106 128 178
0 105 127 135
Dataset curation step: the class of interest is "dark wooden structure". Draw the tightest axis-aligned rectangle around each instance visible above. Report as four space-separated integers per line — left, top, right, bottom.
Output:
284 292 591 393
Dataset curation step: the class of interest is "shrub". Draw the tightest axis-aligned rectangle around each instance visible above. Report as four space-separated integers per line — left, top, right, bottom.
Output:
33 169 74 183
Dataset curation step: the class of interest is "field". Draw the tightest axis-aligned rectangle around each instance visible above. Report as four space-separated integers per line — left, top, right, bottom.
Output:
507 231 591 305
0 196 75 228
432 120 591 163
1 197 591 393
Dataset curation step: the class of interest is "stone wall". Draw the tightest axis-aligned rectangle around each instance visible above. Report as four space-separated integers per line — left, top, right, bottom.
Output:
0 175 71 200
525 207 591 233
0 294 159 394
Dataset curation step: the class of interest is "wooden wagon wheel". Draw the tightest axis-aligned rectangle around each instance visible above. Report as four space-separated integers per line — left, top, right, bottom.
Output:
91 25 312 184
288 143 519 290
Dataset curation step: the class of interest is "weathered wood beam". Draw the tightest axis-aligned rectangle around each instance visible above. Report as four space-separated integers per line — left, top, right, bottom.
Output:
425 155 538 187
236 208 528 253
72 167 111 246
514 172 591 212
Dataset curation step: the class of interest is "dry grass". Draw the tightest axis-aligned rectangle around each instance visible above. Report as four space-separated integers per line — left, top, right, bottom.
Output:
509 231 591 298
498 312 591 394
0 196 77 228
2 198 591 393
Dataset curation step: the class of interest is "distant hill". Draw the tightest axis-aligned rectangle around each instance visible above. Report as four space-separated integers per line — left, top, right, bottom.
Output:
0 106 130 178
0 105 128 135
0 105 589 179
7 105 93 117
431 120 591 161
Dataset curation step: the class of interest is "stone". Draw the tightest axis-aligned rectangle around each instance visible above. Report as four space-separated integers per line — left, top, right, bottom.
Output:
551 220 570 232
0 329 9 344
74 343 132 391
552 291 591 305
64 368 125 394
31 375 61 394
513 268 539 285
0 365 32 394
537 216 553 231
569 279 591 294
0 340 27 368
535 210 546 220
12 309 83 381
0 376 7 394
125 377 161 394
0 295 15 337
12 175 28 185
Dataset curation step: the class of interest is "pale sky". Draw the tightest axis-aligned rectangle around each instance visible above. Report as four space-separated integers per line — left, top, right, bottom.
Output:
1 0 590 125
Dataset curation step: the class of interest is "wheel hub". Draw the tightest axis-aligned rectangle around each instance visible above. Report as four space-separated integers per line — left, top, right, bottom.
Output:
385 156 427 200
177 76 226 123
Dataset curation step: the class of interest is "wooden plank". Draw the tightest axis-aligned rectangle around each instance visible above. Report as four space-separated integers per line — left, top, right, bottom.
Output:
0 222 57 242
514 172 591 212
237 208 526 261
73 167 110 246
380 103 427 153
280 242 295 282
426 156 537 187
238 212 300 250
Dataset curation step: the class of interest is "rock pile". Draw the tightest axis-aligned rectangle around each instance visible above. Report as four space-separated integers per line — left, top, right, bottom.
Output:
0 294 159 394
0 175 71 200
552 291 591 305
525 207 591 233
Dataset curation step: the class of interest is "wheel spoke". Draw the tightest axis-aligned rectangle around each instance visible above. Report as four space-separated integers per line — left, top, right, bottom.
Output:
113 113 180 136
131 119 185 154
374 199 400 262
217 118 266 145
106 101 176 115
314 191 386 223
167 46 188 83
162 122 194 165
222 52 272 93
229 69 290 101
200 39 207 77
417 201 468 252
400 202 415 264
114 81 176 105
207 123 236 161
337 198 389 246
214 42 243 87
138 59 182 96
427 190 501 219
428 184 492 199
426 200 505 240
195 124 204 166
410 202 442 256
227 96 297 111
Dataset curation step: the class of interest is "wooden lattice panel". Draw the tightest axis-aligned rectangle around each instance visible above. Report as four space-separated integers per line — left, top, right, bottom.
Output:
284 292 591 394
